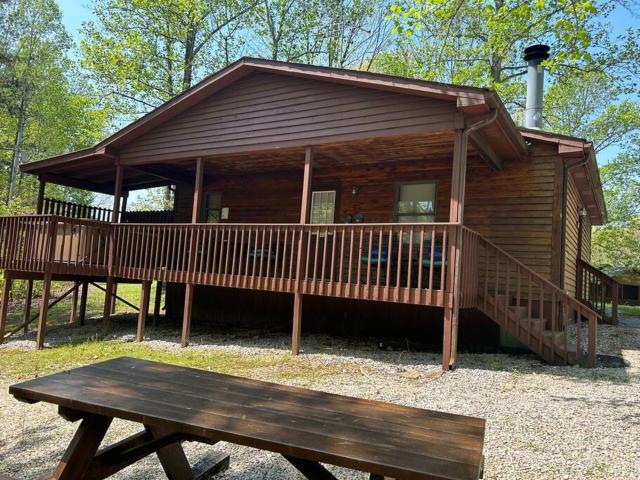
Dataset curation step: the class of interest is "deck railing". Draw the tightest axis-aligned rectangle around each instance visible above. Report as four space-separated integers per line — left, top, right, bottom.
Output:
42 197 112 222
465 227 598 367
0 215 109 276
577 259 618 324
111 222 462 307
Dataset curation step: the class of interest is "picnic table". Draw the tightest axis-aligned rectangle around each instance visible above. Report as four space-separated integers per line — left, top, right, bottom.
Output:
8 357 485 480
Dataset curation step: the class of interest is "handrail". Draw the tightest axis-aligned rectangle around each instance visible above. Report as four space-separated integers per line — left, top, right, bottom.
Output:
577 258 618 324
463 226 598 367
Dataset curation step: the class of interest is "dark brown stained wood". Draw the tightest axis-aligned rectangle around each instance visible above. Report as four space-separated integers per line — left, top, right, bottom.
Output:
0 272 11 342
136 281 151 341
10 357 485 480
50 413 113 480
119 72 460 164
564 175 591 297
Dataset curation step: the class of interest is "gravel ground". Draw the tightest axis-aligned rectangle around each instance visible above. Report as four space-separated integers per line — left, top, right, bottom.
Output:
1 316 639 479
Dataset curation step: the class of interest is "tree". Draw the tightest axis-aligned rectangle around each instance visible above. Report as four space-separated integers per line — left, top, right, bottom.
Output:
249 0 391 68
386 1 640 110
591 139 640 273
0 0 70 202
81 0 257 117
0 0 110 211
543 71 640 153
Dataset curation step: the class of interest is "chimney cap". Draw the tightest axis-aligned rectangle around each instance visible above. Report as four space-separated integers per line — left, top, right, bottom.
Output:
524 44 550 62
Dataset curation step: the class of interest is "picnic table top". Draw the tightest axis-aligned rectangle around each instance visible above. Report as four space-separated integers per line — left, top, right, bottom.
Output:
9 356 485 480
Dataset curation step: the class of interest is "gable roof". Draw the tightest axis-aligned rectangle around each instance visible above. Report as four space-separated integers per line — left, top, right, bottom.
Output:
20 57 606 223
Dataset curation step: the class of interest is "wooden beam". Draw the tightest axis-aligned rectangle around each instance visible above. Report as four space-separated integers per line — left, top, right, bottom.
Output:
469 131 502 170
39 173 114 195
111 164 124 223
36 273 52 349
128 164 195 187
292 147 313 355
102 277 114 337
69 282 79 325
0 272 12 344
153 281 162 325
36 179 46 213
181 284 194 347
23 279 33 334
50 414 113 480
136 282 151 342
192 158 205 223
79 282 88 326
443 129 468 371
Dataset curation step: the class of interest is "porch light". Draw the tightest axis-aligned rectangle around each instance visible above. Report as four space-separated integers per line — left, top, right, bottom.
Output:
579 208 588 217
352 186 359 196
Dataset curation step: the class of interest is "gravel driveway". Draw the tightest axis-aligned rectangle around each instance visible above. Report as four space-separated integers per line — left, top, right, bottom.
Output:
0 318 638 479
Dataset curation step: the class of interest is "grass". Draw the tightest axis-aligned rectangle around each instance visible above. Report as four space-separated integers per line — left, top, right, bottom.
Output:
1 281 355 382
4 281 149 334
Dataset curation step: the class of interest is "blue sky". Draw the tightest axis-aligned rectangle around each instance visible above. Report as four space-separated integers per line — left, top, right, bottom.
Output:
58 0 638 165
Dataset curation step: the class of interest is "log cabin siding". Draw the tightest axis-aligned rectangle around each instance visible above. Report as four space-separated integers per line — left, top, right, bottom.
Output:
173 148 559 282
563 175 592 296
174 158 455 224
465 146 558 280
119 73 459 164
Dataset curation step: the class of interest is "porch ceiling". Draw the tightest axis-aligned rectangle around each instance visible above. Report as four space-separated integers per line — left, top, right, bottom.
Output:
25 130 477 193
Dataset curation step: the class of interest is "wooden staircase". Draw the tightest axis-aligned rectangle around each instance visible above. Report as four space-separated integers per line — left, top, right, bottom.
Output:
461 227 599 367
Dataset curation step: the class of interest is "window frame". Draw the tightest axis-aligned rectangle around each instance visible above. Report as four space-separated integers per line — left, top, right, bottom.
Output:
309 189 337 225
393 180 437 224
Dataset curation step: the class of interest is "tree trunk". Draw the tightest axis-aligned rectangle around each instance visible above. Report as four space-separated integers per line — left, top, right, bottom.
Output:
8 98 27 204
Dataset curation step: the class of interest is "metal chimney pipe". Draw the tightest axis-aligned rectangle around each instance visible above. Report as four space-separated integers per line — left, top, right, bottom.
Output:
524 44 550 129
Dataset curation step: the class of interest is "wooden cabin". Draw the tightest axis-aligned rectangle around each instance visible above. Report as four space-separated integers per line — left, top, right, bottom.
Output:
0 58 613 369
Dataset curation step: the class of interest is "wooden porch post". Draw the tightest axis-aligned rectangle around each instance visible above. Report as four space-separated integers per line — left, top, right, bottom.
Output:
181 157 204 347
36 273 52 349
292 147 313 355
112 194 128 314
0 272 13 344
443 129 468 371
153 281 163 325
102 163 123 335
69 282 79 325
25 178 46 334
136 281 151 342
79 281 88 326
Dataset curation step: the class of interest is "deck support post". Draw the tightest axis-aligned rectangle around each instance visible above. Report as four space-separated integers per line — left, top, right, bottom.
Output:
111 194 128 315
153 281 162 325
36 273 52 349
181 157 204 347
69 282 79 325
23 279 33 334
79 282 88 326
0 272 13 343
292 147 313 355
137 281 151 342
103 163 123 335
443 128 468 371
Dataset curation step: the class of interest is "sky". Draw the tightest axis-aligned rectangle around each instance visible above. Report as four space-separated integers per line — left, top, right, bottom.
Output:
57 0 639 167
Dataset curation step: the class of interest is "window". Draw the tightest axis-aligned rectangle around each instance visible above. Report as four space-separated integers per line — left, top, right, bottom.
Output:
310 190 336 224
204 192 222 223
396 182 436 223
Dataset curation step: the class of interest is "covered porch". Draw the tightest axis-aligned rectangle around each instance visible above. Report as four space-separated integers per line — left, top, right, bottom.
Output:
0 129 598 369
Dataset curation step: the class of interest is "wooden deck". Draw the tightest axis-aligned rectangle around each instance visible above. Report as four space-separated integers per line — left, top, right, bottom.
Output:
10 357 486 479
0 214 599 367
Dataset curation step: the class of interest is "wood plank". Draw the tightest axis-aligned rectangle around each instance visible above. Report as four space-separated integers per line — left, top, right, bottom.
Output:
10 358 484 480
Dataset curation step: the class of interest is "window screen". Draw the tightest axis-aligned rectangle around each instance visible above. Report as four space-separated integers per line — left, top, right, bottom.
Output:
396 183 436 223
310 190 336 224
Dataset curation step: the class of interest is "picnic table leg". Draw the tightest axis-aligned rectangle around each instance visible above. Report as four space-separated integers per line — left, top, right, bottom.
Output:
48 413 112 480
283 455 339 480
146 425 193 479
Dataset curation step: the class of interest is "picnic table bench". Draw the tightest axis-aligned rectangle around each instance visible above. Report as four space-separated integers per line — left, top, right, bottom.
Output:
8 357 485 480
